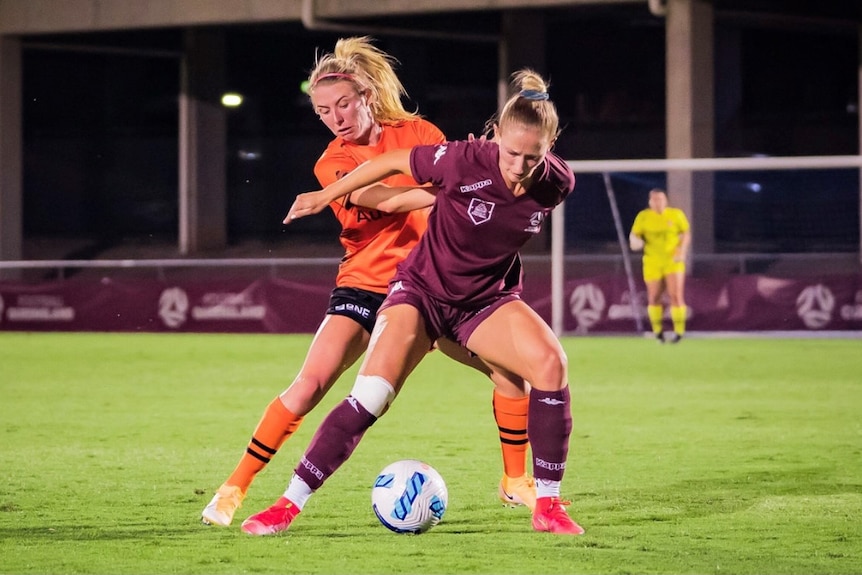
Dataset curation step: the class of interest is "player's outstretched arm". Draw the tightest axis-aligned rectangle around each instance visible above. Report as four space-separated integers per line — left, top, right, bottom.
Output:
351 184 437 213
284 148 414 223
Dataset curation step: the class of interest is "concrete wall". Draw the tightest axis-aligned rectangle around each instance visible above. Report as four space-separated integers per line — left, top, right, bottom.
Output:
0 0 635 34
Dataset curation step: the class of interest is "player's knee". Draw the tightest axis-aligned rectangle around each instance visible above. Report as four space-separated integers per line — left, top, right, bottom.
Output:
350 374 396 417
529 347 567 391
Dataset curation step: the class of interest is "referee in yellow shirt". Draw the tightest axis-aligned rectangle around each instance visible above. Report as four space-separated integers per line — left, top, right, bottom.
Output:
629 188 691 343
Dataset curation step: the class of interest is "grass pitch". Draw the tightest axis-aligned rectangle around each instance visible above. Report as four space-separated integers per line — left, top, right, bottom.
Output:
1 332 860 574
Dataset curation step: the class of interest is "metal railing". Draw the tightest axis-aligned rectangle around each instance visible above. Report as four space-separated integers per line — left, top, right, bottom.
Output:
1 252 858 281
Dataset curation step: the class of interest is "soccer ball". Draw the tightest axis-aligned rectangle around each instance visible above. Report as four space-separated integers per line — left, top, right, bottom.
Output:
371 459 448 534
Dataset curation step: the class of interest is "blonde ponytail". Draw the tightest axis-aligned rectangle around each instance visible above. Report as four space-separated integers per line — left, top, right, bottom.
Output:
308 36 419 124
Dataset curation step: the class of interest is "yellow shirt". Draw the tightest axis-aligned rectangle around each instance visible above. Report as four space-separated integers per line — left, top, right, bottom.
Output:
630 207 690 260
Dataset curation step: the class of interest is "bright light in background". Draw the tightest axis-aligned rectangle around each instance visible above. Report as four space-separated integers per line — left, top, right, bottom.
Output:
238 150 261 161
745 182 762 193
221 92 243 107
300 80 311 95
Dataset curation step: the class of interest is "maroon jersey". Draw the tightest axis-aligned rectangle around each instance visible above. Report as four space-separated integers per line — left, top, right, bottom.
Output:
394 139 575 307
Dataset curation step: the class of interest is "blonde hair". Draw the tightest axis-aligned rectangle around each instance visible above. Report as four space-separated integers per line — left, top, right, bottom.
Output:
486 69 560 142
308 36 419 124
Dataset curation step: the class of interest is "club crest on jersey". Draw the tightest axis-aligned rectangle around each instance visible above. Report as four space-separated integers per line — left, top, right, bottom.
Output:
468 198 495 225
525 211 545 233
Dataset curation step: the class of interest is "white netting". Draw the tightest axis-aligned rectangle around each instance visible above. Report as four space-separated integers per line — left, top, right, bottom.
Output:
548 155 862 334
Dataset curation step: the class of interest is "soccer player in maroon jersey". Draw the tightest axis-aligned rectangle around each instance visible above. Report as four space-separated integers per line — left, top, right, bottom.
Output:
242 68 583 536
201 37 534 529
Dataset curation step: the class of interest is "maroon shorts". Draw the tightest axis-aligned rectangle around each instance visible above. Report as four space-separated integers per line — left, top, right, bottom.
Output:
379 279 521 347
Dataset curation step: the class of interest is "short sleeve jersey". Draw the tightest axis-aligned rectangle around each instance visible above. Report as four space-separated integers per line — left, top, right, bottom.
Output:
630 207 690 260
313 118 445 293
399 139 575 307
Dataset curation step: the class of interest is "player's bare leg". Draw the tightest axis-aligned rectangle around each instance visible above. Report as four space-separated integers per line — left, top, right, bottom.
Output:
435 339 536 510
466 300 583 535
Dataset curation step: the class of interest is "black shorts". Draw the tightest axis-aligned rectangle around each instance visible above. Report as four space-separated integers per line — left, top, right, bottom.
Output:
326 287 387 334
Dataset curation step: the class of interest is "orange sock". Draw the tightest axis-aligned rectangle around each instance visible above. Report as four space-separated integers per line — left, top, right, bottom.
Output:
493 390 529 478
226 397 303 492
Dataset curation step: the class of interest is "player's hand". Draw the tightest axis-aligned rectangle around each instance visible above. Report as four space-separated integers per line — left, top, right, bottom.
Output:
283 191 328 224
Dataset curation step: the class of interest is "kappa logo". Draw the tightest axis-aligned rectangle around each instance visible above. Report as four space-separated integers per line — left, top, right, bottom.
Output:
468 198 495 225
535 458 566 472
347 396 360 413
433 143 448 165
390 280 404 294
796 283 834 329
538 397 565 406
300 456 324 480
459 179 492 194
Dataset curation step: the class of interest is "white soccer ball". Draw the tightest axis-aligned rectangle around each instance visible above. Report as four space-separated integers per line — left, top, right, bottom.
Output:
371 459 448 534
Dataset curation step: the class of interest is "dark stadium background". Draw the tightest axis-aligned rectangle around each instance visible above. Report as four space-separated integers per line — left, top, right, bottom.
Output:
18 2 860 257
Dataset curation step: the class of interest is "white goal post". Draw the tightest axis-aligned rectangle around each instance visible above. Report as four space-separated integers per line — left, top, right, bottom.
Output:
552 154 862 336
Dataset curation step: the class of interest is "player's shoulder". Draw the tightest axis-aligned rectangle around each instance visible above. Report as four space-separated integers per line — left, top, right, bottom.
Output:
385 118 445 146
417 138 487 161
633 207 652 222
544 151 575 188
316 137 348 161
455 138 497 161
669 206 689 219
313 138 355 185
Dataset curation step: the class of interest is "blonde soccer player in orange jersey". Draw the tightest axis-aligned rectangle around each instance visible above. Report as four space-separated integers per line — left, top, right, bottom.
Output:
201 37 535 528
629 188 691 343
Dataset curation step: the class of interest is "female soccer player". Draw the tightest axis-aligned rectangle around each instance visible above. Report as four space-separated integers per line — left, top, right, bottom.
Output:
241 69 584 536
628 188 691 342
201 37 534 528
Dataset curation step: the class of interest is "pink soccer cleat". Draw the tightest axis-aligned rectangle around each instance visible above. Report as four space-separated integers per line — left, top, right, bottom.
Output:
240 498 300 536
531 497 585 536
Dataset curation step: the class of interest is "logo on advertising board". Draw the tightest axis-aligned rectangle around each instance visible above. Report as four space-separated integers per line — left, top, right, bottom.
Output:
840 290 862 322
568 283 605 333
4 294 74 323
158 287 266 329
608 289 647 321
796 284 834 329
159 287 189 328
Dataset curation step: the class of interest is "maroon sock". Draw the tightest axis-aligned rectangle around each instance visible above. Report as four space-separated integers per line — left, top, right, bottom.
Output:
294 397 377 490
528 387 572 482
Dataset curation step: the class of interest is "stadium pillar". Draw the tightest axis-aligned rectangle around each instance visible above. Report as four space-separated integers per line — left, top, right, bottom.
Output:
0 35 22 279
178 28 227 255
500 9 550 253
665 0 715 259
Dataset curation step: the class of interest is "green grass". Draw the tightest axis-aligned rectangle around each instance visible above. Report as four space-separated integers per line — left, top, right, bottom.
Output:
1 332 861 574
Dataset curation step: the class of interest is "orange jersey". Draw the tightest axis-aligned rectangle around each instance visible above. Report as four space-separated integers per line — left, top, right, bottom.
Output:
313 118 445 293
